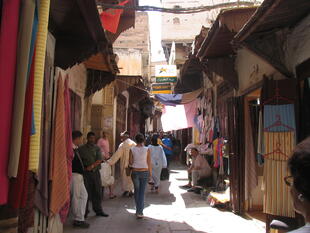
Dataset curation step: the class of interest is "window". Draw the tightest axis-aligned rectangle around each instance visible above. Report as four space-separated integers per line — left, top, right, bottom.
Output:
173 17 180 24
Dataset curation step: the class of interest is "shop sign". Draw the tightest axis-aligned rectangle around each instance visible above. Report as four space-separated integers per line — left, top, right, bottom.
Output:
155 65 177 83
151 83 172 94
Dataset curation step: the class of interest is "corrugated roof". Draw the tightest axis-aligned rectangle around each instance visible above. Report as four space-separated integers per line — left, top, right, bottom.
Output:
234 0 310 42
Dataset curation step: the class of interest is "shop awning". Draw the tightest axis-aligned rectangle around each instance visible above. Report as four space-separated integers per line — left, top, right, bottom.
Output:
234 0 310 42
84 50 119 74
49 0 111 69
85 69 115 97
233 0 310 77
115 75 143 96
197 7 257 59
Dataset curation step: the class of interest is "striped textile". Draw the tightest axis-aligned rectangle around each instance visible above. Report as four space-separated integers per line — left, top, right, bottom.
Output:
49 75 69 215
263 132 295 218
59 76 74 223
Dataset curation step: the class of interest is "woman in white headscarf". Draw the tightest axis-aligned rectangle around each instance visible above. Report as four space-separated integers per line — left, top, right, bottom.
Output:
148 134 167 192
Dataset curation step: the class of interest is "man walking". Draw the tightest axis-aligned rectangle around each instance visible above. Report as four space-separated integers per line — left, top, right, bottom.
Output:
108 131 136 197
78 132 109 217
71 131 89 228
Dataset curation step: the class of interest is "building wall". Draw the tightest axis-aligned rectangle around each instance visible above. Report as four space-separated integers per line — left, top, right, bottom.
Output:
235 48 283 93
115 49 143 76
113 12 150 80
284 14 310 75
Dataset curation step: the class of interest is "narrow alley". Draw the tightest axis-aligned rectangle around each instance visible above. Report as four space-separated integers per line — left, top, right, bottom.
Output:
64 163 265 233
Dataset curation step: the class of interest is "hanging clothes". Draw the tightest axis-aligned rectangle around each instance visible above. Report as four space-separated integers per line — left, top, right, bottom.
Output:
257 110 265 165
29 0 51 172
35 55 52 216
0 0 21 205
59 77 74 223
8 53 36 209
49 75 70 215
8 0 36 178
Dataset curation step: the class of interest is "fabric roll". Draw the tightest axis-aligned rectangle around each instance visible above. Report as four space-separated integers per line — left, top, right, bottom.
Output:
263 131 295 218
8 53 36 209
50 75 70 215
8 0 36 178
29 0 50 172
264 104 296 132
0 0 21 205
59 76 74 223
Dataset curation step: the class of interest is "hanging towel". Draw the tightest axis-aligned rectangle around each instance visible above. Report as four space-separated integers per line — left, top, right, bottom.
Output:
263 131 295 218
264 104 296 132
8 53 36 209
50 75 70 215
59 76 74 223
29 0 51 172
8 0 36 178
0 0 21 205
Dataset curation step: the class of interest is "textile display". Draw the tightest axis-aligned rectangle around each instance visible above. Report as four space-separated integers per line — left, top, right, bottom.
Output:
257 110 264 165
161 100 197 132
8 0 36 178
49 76 70 215
29 0 51 172
0 0 21 205
59 77 74 223
8 54 35 209
263 131 295 217
17 172 36 233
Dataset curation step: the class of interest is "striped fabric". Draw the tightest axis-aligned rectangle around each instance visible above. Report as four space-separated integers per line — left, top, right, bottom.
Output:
49 76 69 215
264 104 296 132
29 0 50 172
263 131 295 217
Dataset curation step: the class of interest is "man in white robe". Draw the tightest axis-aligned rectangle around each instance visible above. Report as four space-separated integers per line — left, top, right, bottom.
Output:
108 131 136 197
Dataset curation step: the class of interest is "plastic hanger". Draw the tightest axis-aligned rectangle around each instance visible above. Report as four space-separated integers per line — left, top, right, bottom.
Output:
264 114 295 132
264 143 289 161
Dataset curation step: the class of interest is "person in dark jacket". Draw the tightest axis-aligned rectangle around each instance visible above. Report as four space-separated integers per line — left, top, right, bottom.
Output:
79 132 109 218
71 131 89 228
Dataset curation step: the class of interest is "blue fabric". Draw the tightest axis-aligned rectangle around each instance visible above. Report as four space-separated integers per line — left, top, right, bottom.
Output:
31 110 35 135
264 104 295 132
162 138 173 155
131 171 149 215
27 5 38 81
155 94 182 106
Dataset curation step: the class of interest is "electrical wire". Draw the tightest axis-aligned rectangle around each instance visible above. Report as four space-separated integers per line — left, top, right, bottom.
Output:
98 1 261 14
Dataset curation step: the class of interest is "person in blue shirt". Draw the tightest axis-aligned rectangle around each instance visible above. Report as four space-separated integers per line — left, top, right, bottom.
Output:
162 134 173 167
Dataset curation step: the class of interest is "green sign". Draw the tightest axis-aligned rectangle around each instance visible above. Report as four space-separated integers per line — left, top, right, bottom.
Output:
156 77 177 83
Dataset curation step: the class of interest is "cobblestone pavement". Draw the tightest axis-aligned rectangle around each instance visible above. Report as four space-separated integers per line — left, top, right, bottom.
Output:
64 163 265 233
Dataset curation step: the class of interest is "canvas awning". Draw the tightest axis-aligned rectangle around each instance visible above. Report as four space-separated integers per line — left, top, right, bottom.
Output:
97 0 138 43
49 0 112 69
84 50 119 73
233 0 310 77
115 75 143 96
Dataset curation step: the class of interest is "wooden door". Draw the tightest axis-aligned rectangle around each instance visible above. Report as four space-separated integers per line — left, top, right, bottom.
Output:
91 105 103 139
227 96 245 215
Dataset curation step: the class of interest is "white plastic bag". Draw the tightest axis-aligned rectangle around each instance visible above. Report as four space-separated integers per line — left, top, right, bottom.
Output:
100 163 114 187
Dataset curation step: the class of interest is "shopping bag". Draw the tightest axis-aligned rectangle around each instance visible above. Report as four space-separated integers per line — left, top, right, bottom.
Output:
100 163 115 187
160 168 169 181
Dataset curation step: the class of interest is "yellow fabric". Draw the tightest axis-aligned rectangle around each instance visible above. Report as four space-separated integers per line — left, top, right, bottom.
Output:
263 132 295 218
29 0 50 172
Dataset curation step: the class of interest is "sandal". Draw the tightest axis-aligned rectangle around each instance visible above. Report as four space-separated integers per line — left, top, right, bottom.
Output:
109 195 117 199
